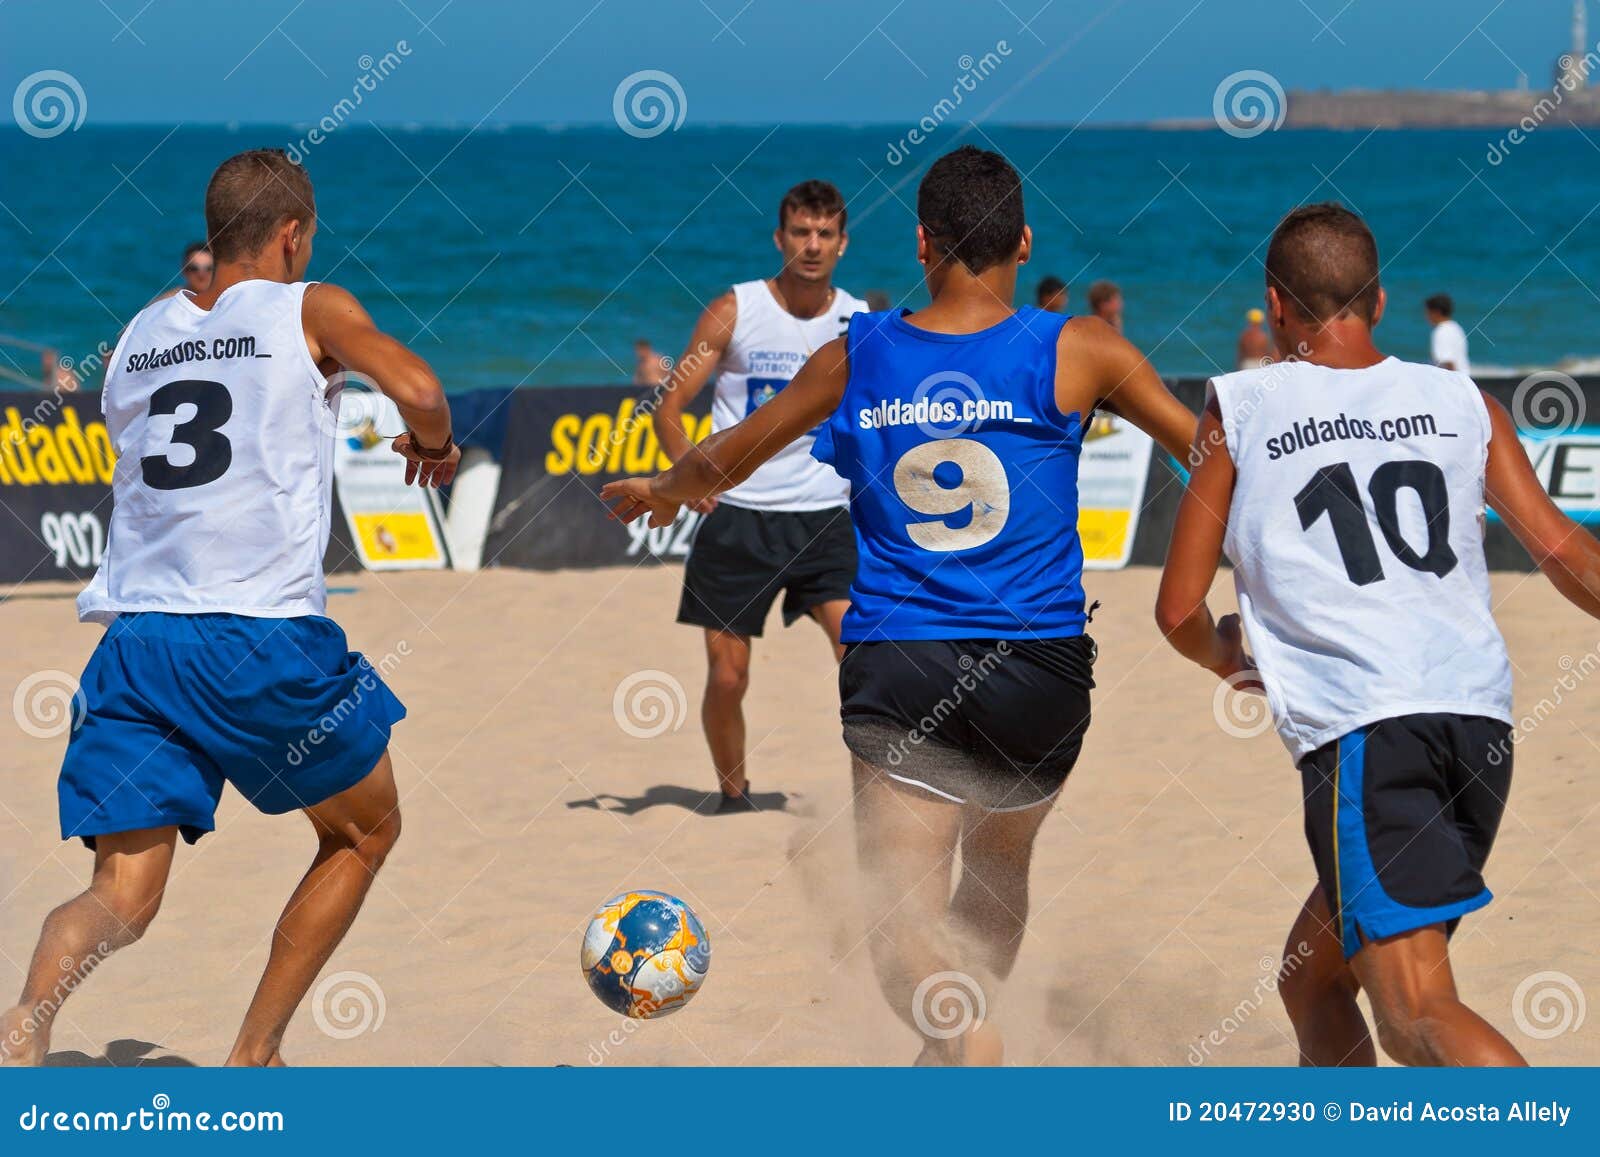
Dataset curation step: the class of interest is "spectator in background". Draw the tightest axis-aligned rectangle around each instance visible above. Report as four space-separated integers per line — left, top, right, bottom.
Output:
1036 275 1068 313
865 289 891 311
41 349 78 393
1087 279 1123 331
1426 293 1471 376
633 337 670 386
1235 307 1271 369
181 242 213 294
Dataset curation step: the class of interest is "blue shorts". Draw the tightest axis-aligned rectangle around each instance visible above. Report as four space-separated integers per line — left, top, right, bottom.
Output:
59 613 407 847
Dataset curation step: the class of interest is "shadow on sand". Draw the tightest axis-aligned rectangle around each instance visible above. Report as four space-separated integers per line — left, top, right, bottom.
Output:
45 1039 197 1067
566 784 790 816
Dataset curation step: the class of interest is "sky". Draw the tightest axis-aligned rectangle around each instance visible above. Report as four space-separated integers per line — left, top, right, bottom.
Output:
3 0 1591 127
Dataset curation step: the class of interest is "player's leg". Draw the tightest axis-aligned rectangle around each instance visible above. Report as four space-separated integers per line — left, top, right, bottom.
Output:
1 827 177 1065
948 797 1053 982
1349 925 1525 1066
226 753 401 1066
851 757 999 1064
808 598 849 661
702 628 753 800
1277 886 1375 1066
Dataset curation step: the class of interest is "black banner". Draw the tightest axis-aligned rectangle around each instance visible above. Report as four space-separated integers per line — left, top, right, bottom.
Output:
483 385 712 571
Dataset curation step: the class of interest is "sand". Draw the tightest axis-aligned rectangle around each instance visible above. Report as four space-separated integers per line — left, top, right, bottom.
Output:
2 565 1598 1067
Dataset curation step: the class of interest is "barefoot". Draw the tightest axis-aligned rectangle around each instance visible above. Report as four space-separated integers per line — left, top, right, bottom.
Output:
0 1006 49 1067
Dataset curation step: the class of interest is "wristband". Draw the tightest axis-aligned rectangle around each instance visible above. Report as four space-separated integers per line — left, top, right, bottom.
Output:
410 432 454 460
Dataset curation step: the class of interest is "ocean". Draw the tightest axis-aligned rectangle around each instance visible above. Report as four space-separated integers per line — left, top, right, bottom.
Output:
2 123 1597 391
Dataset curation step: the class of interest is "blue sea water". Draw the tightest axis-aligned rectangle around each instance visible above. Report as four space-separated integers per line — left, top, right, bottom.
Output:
2 123 1597 390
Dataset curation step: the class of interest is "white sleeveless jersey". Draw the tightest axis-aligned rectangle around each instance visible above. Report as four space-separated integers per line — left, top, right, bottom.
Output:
1210 357 1512 759
711 280 867 510
79 280 337 624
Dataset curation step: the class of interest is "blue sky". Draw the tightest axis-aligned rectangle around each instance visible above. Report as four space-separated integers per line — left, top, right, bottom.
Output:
4 0 1591 126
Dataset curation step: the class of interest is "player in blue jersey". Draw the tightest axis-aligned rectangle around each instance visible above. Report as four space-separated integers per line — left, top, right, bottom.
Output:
604 146 1195 1064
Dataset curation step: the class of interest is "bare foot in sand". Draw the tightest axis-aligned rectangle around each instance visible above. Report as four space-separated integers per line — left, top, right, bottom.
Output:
914 1021 1004 1066
0 1006 49 1067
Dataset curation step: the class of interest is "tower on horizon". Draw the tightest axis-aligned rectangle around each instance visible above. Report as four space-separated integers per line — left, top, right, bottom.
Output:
1560 0 1590 89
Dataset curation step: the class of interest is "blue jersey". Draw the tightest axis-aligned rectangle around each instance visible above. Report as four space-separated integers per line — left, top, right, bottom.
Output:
811 307 1088 643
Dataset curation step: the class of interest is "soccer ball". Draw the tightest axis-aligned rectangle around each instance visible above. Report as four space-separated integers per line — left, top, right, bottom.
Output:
581 890 710 1019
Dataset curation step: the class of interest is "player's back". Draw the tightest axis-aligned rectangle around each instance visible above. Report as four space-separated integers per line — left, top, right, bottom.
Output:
1210 356 1512 758
812 306 1086 642
81 279 336 623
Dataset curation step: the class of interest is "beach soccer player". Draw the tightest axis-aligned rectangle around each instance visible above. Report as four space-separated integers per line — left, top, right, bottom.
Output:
606 146 1196 1062
0 149 458 1067
1157 202 1600 1066
650 180 868 814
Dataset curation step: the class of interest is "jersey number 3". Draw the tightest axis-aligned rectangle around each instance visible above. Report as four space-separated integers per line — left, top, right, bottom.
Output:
1294 459 1458 585
140 379 234 491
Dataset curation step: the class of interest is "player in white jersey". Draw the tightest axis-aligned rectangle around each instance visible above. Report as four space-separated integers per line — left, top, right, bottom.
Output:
1157 203 1600 1066
0 150 459 1067
651 180 867 813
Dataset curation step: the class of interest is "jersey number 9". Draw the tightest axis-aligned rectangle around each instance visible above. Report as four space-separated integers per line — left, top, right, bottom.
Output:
894 438 1010 552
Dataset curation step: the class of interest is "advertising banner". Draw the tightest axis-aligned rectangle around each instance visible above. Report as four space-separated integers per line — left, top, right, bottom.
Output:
482 386 713 571
332 385 449 571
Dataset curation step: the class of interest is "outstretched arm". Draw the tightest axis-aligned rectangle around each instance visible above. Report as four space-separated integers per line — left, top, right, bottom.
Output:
1057 316 1196 461
604 336 849 527
1483 392 1600 616
1155 404 1256 684
303 283 457 487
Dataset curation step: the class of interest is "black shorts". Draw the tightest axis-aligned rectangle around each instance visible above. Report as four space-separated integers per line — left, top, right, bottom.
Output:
839 635 1095 811
677 502 856 638
1299 713 1512 959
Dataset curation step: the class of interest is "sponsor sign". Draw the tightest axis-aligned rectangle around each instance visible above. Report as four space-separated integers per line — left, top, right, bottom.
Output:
332 386 449 570
483 386 713 571
1078 411 1155 569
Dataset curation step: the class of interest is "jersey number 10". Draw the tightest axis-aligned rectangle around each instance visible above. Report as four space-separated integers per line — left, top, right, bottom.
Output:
1294 459 1459 586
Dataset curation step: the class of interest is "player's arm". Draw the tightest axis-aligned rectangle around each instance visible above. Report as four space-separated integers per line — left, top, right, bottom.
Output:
1154 403 1257 684
303 283 457 488
1482 393 1600 616
653 292 736 464
604 337 848 527
1057 316 1195 461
